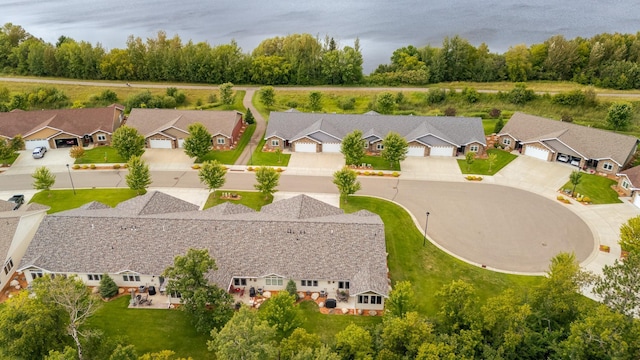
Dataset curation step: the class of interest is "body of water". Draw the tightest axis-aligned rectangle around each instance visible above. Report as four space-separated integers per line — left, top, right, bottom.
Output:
1 0 638 72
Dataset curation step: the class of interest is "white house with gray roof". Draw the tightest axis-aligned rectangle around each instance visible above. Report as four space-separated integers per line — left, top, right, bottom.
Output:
18 192 389 312
264 112 487 157
499 113 639 174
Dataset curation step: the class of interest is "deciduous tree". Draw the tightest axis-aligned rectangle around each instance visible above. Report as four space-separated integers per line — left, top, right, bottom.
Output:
341 129 366 166
381 312 434 359
259 292 303 342
619 215 640 254
111 125 145 161
163 249 233 333
69 145 85 161
280 328 322 360
569 170 582 197
183 122 212 162
219 82 234 105
384 280 417 318
32 166 56 195
333 166 361 203
593 251 640 318
487 153 498 173
381 132 408 169
376 91 396 114
606 102 634 131
0 138 15 165
33 275 101 360
198 160 226 196
435 280 479 333
259 86 275 108
465 151 476 171
308 91 322 111
208 306 277 359
254 166 280 199
335 323 373 360
125 155 151 195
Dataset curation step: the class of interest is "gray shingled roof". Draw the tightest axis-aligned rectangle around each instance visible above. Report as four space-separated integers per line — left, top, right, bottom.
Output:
500 112 639 166
265 112 486 147
126 109 242 138
20 192 388 296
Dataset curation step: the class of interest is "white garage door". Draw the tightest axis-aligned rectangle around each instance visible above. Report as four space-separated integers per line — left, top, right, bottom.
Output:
430 146 454 157
322 143 341 153
25 139 49 149
177 139 185 148
295 142 317 153
407 146 425 157
633 192 640 208
524 146 549 161
149 139 173 149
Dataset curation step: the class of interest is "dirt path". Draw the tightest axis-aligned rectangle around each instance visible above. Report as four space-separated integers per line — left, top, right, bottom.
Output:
234 89 266 165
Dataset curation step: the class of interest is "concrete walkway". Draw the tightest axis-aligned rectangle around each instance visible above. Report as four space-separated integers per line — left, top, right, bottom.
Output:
234 89 266 166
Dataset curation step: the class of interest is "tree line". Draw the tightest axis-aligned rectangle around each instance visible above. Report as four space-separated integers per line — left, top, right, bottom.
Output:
3 23 640 89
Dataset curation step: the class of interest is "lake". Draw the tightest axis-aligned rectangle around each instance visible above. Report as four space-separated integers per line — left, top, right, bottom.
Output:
1 0 638 72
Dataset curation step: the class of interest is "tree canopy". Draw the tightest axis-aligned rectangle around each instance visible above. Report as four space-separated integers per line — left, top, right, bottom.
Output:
111 125 145 161
183 122 213 162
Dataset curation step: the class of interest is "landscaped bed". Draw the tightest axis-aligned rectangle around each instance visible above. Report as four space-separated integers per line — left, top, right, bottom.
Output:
199 124 256 165
249 137 291 166
560 173 621 204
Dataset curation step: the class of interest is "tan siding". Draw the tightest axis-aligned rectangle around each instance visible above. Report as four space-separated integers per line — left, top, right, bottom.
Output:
25 127 58 140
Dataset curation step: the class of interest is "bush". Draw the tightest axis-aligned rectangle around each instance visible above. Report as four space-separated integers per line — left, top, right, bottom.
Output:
363 171 371 176
285 101 298 108
489 108 502 118
426 88 446 104
392 172 400 177
82 165 89 169
99 274 119 299
337 97 356 110
508 83 535 105
90 164 96 169
444 107 457 116
377 171 384 176
582 196 591 203
73 164 80 169
552 89 586 106
113 164 121 169
208 93 218 103
191 164 201 169
247 166 253 171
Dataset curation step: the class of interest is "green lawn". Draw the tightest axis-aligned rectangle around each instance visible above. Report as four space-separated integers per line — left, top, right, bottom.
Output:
1 152 20 166
457 149 517 175
482 119 498 135
199 124 256 164
75 146 126 164
248 137 291 166
342 196 541 316
362 155 399 171
203 190 273 210
561 173 622 204
84 297 211 358
30 189 138 213
298 301 381 345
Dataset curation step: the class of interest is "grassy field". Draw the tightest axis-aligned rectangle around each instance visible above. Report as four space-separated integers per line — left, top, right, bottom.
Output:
203 190 273 210
200 124 256 164
84 297 211 358
343 196 542 316
75 146 126 164
458 149 517 175
298 301 381 345
561 173 622 204
30 188 138 213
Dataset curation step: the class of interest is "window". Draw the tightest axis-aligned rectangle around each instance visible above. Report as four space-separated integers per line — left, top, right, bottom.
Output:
502 138 512 146
376 144 384 150
271 139 279 147
363 141 369 148
3 258 13 275
603 162 614 171
88 274 102 281
469 145 479 152
97 134 107 141
234 278 247 286
122 274 140 282
265 276 283 286
338 281 350 290
623 180 630 189
31 271 43 280
358 295 382 304
301 280 318 287
217 138 226 144
358 295 369 304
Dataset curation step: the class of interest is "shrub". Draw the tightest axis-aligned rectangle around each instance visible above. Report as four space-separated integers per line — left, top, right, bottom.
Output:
561 112 573 123
392 171 400 177
285 101 298 108
73 164 80 169
508 83 535 105
489 108 501 118
377 171 384 176
426 88 446 104
444 107 457 116
113 164 121 169
276 168 283 172
207 93 218 103
363 171 371 176
90 164 96 169
81 165 88 169
191 164 201 169
99 274 119 299
582 196 591 203
247 166 253 171
552 89 586 106
337 97 356 111
123 163 128 169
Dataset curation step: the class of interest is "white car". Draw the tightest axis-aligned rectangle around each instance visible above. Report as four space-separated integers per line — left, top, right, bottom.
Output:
32 146 47 159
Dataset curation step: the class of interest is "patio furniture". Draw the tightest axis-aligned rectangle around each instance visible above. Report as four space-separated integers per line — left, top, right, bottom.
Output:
148 286 156 296
139 285 146 293
249 287 256 297
325 298 337 308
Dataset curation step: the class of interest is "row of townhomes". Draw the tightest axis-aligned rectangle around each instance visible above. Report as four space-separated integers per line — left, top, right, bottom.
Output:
10 192 389 312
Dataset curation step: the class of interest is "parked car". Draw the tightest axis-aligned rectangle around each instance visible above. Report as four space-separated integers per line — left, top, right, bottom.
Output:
557 154 569 163
570 159 580 167
7 194 25 210
32 146 47 159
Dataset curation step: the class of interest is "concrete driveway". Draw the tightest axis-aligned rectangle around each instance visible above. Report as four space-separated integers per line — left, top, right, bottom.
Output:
5 149 74 175
286 153 344 175
494 155 574 193
400 157 462 181
141 149 193 171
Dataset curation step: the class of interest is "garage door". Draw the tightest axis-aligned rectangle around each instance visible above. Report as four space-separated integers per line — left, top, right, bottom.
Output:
407 146 425 157
524 146 549 161
430 146 454 157
149 139 173 149
177 139 185 148
634 192 640 208
54 138 78 148
295 142 317 153
322 143 341 153
25 139 49 150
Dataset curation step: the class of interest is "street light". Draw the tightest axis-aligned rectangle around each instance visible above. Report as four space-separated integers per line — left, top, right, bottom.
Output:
66 164 76 195
423 211 430 246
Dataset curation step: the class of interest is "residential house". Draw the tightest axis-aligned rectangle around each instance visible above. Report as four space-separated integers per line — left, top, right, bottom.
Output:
0 104 125 149
0 200 49 294
125 109 244 149
264 111 487 157
617 166 640 208
498 112 639 174
19 192 389 312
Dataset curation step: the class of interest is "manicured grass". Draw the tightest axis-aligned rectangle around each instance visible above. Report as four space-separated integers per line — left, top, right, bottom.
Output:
342 196 542 316
298 301 381 344
561 173 622 204
30 189 138 213
457 149 517 175
199 124 256 164
0 152 19 166
203 190 273 211
84 297 210 358
75 146 126 164
248 137 291 166
482 118 498 135
362 155 399 171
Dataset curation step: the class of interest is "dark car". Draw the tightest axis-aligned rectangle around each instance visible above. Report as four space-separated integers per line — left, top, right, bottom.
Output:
7 195 25 210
